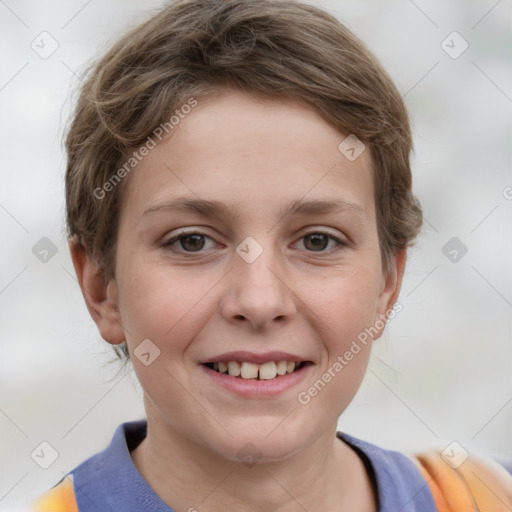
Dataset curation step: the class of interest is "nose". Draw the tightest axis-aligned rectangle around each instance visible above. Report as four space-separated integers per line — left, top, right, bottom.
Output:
220 240 297 331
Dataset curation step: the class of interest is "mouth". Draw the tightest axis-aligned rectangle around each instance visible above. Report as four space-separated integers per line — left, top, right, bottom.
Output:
202 360 311 381
200 352 314 397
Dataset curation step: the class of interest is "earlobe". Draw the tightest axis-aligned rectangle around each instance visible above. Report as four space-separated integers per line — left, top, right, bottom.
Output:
373 249 407 338
69 239 126 345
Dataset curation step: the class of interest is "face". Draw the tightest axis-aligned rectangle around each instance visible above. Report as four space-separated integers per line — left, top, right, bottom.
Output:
90 88 402 463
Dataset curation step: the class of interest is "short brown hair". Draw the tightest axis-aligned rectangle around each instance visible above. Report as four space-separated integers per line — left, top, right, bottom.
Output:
66 0 422 287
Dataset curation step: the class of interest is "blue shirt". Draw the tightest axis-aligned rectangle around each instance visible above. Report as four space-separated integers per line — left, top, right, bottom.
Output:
70 420 437 511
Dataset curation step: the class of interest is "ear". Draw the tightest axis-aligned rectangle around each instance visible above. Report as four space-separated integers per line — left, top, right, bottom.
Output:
69 240 126 345
373 249 407 340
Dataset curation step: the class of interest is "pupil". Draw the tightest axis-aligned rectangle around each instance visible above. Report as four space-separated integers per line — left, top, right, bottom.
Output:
182 234 204 251
305 234 327 251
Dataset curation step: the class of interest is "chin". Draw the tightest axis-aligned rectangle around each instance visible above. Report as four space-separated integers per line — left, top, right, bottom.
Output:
205 416 312 465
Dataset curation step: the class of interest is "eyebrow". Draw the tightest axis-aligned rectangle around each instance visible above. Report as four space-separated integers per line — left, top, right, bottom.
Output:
141 196 366 221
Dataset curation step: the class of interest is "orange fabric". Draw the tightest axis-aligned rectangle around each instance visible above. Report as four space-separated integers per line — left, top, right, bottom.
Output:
33 476 78 512
413 449 512 512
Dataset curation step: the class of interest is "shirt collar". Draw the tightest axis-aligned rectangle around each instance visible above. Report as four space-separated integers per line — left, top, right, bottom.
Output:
71 420 436 512
338 432 436 511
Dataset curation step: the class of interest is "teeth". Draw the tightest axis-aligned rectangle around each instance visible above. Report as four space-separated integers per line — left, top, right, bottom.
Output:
240 361 259 379
209 360 304 379
227 361 241 377
259 361 277 380
276 360 288 375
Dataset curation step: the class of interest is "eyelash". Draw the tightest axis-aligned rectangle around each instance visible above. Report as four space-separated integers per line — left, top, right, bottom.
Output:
162 229 348 256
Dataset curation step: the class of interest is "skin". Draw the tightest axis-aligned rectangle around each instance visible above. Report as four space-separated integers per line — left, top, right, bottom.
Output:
71 87 406 512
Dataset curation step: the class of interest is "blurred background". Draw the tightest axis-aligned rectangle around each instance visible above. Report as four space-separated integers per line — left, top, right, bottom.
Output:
1 0 511 509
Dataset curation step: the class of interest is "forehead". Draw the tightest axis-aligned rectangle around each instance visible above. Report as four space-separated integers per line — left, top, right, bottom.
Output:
119 88 375 224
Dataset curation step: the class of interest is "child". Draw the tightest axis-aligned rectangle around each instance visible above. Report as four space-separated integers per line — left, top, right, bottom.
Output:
34 0 512 510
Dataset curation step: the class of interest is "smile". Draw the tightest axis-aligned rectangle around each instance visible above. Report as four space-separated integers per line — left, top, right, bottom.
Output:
204 360 309 380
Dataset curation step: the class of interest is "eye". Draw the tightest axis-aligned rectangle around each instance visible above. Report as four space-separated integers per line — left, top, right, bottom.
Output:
162 229 347 255
163 230 216 253
295 231 347 252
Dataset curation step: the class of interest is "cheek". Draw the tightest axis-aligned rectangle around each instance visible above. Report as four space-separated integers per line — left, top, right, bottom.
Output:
306 265 381 345
116 263 215 412
116 258 216 352
295 271 379 418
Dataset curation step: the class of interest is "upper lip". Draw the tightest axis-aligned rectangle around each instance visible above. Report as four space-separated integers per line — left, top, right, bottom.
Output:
200 351 311 365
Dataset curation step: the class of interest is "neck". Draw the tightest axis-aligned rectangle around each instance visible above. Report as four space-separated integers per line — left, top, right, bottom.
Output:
131 402 376 512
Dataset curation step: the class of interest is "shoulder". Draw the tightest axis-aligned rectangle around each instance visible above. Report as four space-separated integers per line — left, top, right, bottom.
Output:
32 421 147 512
32 476 78 512
339 433 512 511
411 446 512 511
338 433 437 511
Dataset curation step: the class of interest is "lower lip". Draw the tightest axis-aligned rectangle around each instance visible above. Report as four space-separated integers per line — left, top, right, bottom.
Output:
200 363 313 398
